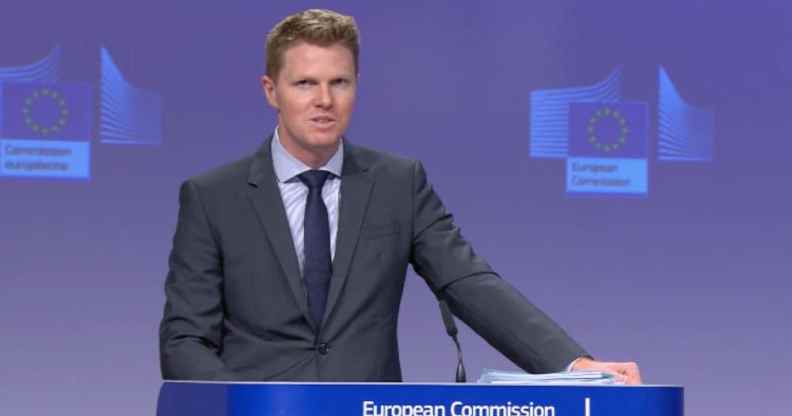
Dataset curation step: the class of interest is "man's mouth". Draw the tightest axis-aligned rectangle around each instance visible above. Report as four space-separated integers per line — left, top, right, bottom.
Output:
311 116 336 126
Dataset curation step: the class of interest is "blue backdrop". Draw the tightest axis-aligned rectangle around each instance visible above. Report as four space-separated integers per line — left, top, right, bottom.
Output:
2 1 789 414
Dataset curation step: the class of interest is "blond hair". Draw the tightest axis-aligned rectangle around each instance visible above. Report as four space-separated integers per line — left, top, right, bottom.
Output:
266 9 360 79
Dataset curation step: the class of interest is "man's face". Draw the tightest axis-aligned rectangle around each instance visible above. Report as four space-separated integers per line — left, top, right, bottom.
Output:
261 42 357 162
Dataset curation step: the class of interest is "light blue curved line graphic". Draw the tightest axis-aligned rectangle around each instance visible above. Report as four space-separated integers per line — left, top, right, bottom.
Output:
530 68 622 159
99 48 162 145
657 66 713 162
0 46 61 84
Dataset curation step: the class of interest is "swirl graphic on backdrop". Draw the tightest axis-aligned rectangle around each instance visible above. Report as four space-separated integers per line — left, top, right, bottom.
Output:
529 68 623 159
0 45 163 180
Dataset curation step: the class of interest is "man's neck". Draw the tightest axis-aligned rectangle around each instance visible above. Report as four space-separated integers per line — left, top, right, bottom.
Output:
277 131 339 170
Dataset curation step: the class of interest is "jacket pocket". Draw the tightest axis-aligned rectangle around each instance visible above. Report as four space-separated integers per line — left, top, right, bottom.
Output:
361 222 400 240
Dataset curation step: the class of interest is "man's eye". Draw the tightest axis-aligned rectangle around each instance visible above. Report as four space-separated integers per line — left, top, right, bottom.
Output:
295 80 313 87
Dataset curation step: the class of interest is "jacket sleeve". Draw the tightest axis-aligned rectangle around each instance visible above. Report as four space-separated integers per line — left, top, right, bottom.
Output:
159 180 236 380
408 160 588 373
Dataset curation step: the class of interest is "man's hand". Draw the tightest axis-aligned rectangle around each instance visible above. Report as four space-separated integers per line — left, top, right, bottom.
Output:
571 357 642 385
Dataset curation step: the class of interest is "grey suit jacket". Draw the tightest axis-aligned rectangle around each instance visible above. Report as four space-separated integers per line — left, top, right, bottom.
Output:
159 137 587 381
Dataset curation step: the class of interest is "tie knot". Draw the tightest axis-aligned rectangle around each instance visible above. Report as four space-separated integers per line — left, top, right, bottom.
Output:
298 170 331 189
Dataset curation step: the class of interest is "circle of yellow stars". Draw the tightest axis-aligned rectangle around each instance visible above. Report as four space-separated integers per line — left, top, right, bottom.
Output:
587 106 628 153
22 87 69 136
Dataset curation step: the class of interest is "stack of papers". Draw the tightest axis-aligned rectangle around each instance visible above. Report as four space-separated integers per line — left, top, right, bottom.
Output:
477 369 621 385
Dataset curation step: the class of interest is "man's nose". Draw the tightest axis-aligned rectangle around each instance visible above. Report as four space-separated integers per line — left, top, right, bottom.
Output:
315 84 333 108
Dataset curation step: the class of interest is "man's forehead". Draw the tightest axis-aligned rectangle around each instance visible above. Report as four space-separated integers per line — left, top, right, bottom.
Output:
278 41 356 78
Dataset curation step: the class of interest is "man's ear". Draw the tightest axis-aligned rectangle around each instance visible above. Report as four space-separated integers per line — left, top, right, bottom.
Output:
260 75 279 110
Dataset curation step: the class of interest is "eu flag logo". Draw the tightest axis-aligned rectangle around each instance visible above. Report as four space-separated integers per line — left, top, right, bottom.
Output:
0 82 94 179
569 102 647 158
0 46 162 180
530 66 714 197
1 82 94 140
566 102 649 196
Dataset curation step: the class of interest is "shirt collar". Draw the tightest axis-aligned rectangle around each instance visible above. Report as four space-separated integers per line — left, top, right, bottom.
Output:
271 127 344 183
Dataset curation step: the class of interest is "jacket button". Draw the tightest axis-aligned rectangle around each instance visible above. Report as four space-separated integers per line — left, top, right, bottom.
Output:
317 343 329 355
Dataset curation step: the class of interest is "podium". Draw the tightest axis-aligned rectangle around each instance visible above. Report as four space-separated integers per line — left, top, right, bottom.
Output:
157 381 683 416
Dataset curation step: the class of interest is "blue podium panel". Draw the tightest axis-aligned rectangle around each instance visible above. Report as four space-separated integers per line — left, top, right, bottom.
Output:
157 382 683 416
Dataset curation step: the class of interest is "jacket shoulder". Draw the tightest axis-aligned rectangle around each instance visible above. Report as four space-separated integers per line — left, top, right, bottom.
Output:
347 143 418 175
186 155 254 191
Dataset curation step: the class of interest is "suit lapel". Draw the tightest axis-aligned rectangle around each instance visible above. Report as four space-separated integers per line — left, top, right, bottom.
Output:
246 137 312 327
322 143 373 327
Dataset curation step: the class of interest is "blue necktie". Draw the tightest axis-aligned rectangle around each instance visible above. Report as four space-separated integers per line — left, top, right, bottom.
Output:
298 170 332 328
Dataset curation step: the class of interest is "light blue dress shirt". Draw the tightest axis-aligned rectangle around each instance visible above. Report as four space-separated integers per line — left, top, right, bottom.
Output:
271 128 343 275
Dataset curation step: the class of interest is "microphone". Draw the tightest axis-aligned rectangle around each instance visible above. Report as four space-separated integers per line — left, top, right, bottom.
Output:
436 297 467 383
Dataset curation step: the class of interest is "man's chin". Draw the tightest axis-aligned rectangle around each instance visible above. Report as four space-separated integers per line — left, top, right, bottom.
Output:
306 134 342 150
281 128 343 160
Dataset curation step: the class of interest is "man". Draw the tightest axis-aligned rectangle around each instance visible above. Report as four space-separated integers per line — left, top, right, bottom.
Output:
159 9 641 383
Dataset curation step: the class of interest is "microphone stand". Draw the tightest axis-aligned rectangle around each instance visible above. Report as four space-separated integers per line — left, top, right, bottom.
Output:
436 297 467 383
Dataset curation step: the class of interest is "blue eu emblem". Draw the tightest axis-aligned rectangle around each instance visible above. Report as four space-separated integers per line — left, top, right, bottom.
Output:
2 82 93 140
566 102 649 195
0 82 93 178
